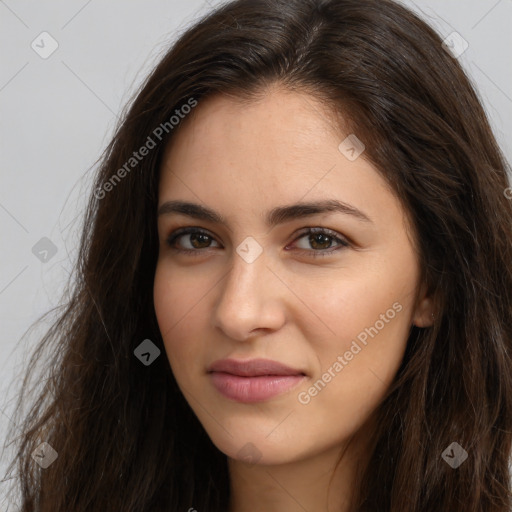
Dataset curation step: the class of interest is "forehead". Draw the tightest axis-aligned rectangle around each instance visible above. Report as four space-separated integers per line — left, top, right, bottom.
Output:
162 86 346 168
157 87 406 235
161 88 375 186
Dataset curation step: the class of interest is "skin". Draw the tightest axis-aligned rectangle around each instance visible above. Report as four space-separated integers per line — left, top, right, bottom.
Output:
154 84 434 512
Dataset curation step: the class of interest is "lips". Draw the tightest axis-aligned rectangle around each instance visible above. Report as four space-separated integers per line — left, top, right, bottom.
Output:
207 358 307 403
207 358 306 377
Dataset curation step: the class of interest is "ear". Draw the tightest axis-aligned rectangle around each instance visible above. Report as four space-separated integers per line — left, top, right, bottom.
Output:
412 281 435 328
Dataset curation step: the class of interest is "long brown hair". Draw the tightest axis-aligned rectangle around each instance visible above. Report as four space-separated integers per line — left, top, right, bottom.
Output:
4 0 512 510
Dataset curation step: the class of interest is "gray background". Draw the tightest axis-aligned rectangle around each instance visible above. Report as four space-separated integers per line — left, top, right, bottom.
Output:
1 0 511 505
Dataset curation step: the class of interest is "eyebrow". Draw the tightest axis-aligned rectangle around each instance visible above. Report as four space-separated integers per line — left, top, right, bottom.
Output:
157 199 373 227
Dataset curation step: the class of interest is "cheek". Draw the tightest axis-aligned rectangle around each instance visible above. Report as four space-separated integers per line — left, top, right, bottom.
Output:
290 254 417 410
153 263 204 366
153 265 176 338
290 262 415 356
153 261 211 335
293 299 411 445
295 256 417 420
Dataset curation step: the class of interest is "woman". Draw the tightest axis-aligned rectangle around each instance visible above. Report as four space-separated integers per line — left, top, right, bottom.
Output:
4 0 512 510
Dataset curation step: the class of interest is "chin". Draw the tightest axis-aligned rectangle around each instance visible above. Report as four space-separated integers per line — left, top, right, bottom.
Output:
204 427 311 467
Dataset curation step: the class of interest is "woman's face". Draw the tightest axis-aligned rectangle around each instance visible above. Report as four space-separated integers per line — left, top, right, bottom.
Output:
154 85 433 466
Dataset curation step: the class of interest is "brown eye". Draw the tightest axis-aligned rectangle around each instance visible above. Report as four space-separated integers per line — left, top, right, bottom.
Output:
308 232 335 250
291 228 349 257
166 228 220 254
165 226 349 258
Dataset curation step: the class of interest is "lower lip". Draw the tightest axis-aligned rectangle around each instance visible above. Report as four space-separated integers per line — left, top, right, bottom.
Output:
209 372 306 403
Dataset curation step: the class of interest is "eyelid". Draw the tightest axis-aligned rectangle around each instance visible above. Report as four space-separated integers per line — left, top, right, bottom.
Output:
289 227 350 257
166 226 219 251
165 225 350 256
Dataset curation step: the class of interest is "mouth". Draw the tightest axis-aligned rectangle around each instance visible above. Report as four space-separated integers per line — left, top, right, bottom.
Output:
207 357 306 377
207 358 307 403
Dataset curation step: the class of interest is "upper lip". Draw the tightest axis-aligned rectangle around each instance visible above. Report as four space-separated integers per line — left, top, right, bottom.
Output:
207 358 306 377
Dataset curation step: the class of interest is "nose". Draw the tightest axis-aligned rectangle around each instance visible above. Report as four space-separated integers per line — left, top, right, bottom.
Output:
211 247 286 341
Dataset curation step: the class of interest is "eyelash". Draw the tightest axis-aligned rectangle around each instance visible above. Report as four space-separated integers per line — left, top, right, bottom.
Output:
165 226 350 258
